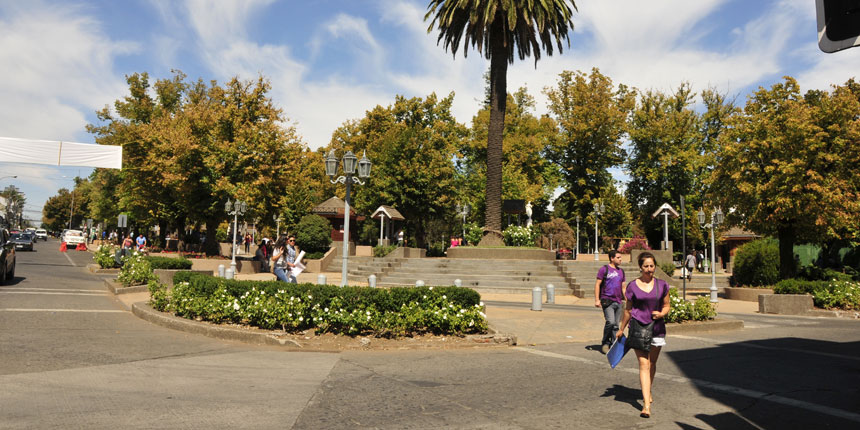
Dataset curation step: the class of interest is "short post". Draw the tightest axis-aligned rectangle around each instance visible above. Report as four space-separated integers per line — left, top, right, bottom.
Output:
416 280 425 287
317 274 327 285
454 279 462 287
368 274 377 288
218 264 225 278
531 287 542 311
546 283 555 304
225 267 234 280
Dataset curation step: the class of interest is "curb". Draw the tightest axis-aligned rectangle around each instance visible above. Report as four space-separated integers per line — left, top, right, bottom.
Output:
131 301 516 350
667 318 744 334
103 279 148 295
87 264 120 274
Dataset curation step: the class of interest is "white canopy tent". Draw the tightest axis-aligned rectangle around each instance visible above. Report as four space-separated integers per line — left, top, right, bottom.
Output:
0 136 122 169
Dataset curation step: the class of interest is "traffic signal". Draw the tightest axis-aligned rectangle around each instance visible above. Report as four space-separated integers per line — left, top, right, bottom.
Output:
816 0 860 53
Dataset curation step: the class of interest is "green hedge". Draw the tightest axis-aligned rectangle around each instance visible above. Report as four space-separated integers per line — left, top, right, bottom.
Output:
145 256 193 270
167 272 486 336
773 279 860 310
732 238 780 286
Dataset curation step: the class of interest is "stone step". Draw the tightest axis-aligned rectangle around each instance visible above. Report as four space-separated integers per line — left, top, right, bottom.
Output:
390 268 566 277
374 280 577 295
378 274 571 285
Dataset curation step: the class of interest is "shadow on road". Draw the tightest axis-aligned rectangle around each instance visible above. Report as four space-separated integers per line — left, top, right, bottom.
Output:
600 384 642 411
667 337 860 428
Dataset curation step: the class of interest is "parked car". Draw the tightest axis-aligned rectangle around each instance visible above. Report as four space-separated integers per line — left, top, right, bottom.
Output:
1 229 16 284
10 233 34 251
35 229 48 241
62 229 86 249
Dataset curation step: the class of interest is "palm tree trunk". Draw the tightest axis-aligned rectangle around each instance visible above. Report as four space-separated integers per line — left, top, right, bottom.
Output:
485 21 507 235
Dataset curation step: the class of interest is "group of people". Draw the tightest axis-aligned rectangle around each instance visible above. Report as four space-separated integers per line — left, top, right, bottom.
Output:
595 250 671 419
255 234 299 283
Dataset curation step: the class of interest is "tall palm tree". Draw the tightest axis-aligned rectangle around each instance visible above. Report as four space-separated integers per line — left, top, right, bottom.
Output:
425 0 576 243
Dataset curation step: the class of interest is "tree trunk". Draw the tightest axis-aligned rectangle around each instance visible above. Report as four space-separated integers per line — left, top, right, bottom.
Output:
204 218 221 256
484 20 507 234
777 224 797 279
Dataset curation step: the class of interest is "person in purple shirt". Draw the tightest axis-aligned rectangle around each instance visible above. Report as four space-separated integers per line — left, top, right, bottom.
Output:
594 250 626 354
617 251 670 419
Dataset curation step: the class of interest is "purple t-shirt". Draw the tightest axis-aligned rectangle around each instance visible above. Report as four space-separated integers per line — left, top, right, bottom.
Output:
597 265 625 302
625 279 668 338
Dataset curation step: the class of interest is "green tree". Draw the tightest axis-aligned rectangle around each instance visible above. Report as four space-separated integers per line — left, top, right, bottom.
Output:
711 77 860 278
544 68 635 226
425 0 577 241
329 93 466 248
458 87 560 227
1 185 26 229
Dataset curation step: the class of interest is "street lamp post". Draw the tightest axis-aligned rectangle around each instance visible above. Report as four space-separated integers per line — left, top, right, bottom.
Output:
326 150 371 287
698 208 724 303
457 203 469 244
273 214 282 239
593 202 605 261
225 199 247 275
575 215 580 259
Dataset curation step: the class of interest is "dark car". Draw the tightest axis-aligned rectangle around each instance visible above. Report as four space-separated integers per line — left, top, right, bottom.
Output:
10 233 34 252
1 229 16 284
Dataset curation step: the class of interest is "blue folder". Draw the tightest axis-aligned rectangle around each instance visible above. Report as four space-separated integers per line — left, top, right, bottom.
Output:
607 335 628 369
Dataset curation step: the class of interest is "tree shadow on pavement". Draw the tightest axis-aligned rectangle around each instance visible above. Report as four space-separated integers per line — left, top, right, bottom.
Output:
676 412 764 430
667 337 860 429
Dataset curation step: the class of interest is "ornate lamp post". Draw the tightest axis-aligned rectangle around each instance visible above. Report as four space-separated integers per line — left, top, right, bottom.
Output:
593 201 605 261
225 199 247 275
326 149 371 287
273 214 282 239
575 215 580 259
456 203 470 244
698 208 724 303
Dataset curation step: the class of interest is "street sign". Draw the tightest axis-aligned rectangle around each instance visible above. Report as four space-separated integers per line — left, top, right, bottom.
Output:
118 214 127 228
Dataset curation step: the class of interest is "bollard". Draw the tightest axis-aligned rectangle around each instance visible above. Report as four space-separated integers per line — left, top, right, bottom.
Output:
317 274 327 285
218 264 225 278
225 267 234 280
454 279 462 287
546 284 555 304
416 280 425 287
531 287 542 311
368 274 377 288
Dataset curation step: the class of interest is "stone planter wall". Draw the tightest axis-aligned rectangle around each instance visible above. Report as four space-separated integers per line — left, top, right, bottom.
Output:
154 269 212 287
190 258 259 274
447 247 554 260
725 287 774 302
759 294 813 315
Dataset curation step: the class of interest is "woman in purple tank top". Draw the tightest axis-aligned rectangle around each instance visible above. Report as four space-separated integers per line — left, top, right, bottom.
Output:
616 252 670 418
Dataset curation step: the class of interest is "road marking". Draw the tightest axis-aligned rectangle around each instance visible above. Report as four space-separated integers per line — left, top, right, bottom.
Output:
0 291 108 297
515 347 860 423
672 334 860 362
0 287 106 293
0 308 125 313
63 252 77 267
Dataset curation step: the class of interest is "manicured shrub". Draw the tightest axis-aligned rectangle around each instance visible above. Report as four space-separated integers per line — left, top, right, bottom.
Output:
665 288 716 323
619 236 650 254
796 265 852 282
373 244 397 257
295 214 332 254
659 262 676 277
503 225 536 247
145 256 193 270
167 272 486 336
94 245 119 269
774 279 860 310
117 252 158 286
464 222 483 246
732 238 780 286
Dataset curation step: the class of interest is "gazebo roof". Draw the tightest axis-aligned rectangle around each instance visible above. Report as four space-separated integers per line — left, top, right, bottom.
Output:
722 226 759 239
312 196 358 217
371 205 405 221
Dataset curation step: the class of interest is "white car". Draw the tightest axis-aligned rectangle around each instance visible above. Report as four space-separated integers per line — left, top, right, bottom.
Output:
34 229 48 241
63 230 86 248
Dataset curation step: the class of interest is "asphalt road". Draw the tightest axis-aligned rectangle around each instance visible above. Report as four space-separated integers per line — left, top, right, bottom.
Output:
2 240 858 429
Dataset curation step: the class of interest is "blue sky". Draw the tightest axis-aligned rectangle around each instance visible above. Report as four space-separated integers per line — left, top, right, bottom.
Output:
1 0 858 225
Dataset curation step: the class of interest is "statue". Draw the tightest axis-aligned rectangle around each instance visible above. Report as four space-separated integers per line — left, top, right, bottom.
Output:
525 201 533 227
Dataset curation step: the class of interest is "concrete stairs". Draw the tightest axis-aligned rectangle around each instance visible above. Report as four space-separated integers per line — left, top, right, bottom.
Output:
557 260 732 298
370 258 580 296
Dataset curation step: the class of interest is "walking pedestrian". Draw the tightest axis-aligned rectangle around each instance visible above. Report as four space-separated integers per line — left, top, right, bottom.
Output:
616 252 671 418
271 235 297 283
594 250 626 354
684 250 696 280
255 238 271 273
244 232 252 254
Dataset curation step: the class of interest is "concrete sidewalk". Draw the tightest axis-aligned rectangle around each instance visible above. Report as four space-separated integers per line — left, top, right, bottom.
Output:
113 271 754 346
